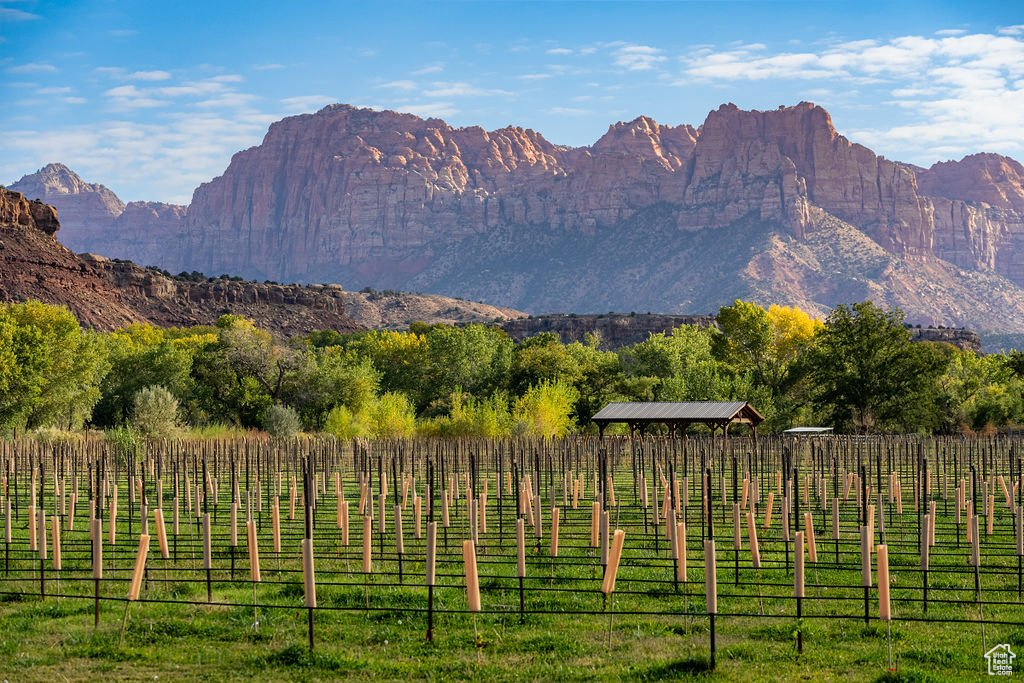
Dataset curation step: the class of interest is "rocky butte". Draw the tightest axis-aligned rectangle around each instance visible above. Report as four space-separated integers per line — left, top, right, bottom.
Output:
11 102 1024 332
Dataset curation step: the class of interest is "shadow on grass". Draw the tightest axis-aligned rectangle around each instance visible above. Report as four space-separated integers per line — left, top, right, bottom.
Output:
260 644 369 674
874 668 936 683
631 656 712 680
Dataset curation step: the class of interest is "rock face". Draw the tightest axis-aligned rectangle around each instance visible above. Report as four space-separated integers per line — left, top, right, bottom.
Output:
0 188 521 334
0 187 60 235
16 103 1024 331
502 312 982 353
908 326 982 353
9 163 186 265
502 313 716 349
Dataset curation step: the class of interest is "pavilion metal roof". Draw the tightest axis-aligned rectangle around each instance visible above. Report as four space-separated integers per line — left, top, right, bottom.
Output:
592 401 764 426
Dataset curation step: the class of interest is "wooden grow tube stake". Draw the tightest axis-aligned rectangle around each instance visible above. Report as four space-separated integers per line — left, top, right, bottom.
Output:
516 518 526 622
91 517 102 627
878 544 893 670
860 525 871 625
795 531 804 655
705 539 717 671
247 519 261 631
203 512 212 602
154 508 170 559
426 521 437 641
601 529 625 648
302 537 316 651
122 533 151 645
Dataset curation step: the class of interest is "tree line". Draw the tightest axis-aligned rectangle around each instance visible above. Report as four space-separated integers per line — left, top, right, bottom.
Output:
1 299 1022 440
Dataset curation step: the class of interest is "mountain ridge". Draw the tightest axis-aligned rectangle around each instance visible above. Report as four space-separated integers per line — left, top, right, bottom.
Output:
0 187 521 334
10 102 1024 331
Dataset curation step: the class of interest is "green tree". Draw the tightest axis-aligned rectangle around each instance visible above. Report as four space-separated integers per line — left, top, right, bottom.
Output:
283 347 379 429
1006 350 1024 380
262 403 302 438
0 301 109 431
940 350 1024 432
566 339 655 426
324 404 369 439
804 302 949 432
424 389 513 438
190 316 301 427
367 392 417 438
419 324 513 413
513 380 578 437
93 324 199 428
350 329 428 403
619 325 747 409
131 385 181 439
713 300 821 398
510 333 582 395
713 300 772 375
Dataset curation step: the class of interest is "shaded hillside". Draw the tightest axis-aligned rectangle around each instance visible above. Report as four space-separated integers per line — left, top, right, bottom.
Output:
0 188 522 334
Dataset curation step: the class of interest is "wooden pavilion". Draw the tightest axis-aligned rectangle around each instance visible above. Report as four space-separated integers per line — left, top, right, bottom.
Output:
591 401 764 439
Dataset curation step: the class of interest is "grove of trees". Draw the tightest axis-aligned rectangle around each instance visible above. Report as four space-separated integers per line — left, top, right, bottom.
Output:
1 299 1022 439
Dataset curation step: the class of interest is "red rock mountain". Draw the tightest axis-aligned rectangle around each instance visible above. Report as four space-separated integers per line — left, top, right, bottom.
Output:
11 103 1024 331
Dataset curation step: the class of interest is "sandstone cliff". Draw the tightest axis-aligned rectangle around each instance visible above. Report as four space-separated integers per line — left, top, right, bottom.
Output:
175 103 1024 330
502 313 715 349
13 103 1024 331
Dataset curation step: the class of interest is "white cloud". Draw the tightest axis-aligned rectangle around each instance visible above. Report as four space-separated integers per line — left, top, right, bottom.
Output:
128 70 171 81
6 62 57 74
935 29 966 37
546 48 573 56
252 63 284 71
62 97 86 105
279 95 336 113
37 86 72 95
0 7 39 20
103 84 166 109
378 80 418 91
548 106 591 116
999 25 1024 36
392 102 458 119
678 31 1024 163
613 45 666 71
422 81 512 97
517 73 552 81
411 64 443 75
100 75 255 110
156 80 232 97
196 93 259 108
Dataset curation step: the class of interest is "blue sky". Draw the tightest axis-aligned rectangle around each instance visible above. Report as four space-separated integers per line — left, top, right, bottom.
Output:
1 0 1022 204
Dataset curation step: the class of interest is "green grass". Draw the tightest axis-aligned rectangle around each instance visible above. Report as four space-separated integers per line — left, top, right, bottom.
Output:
1 455 1020 681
